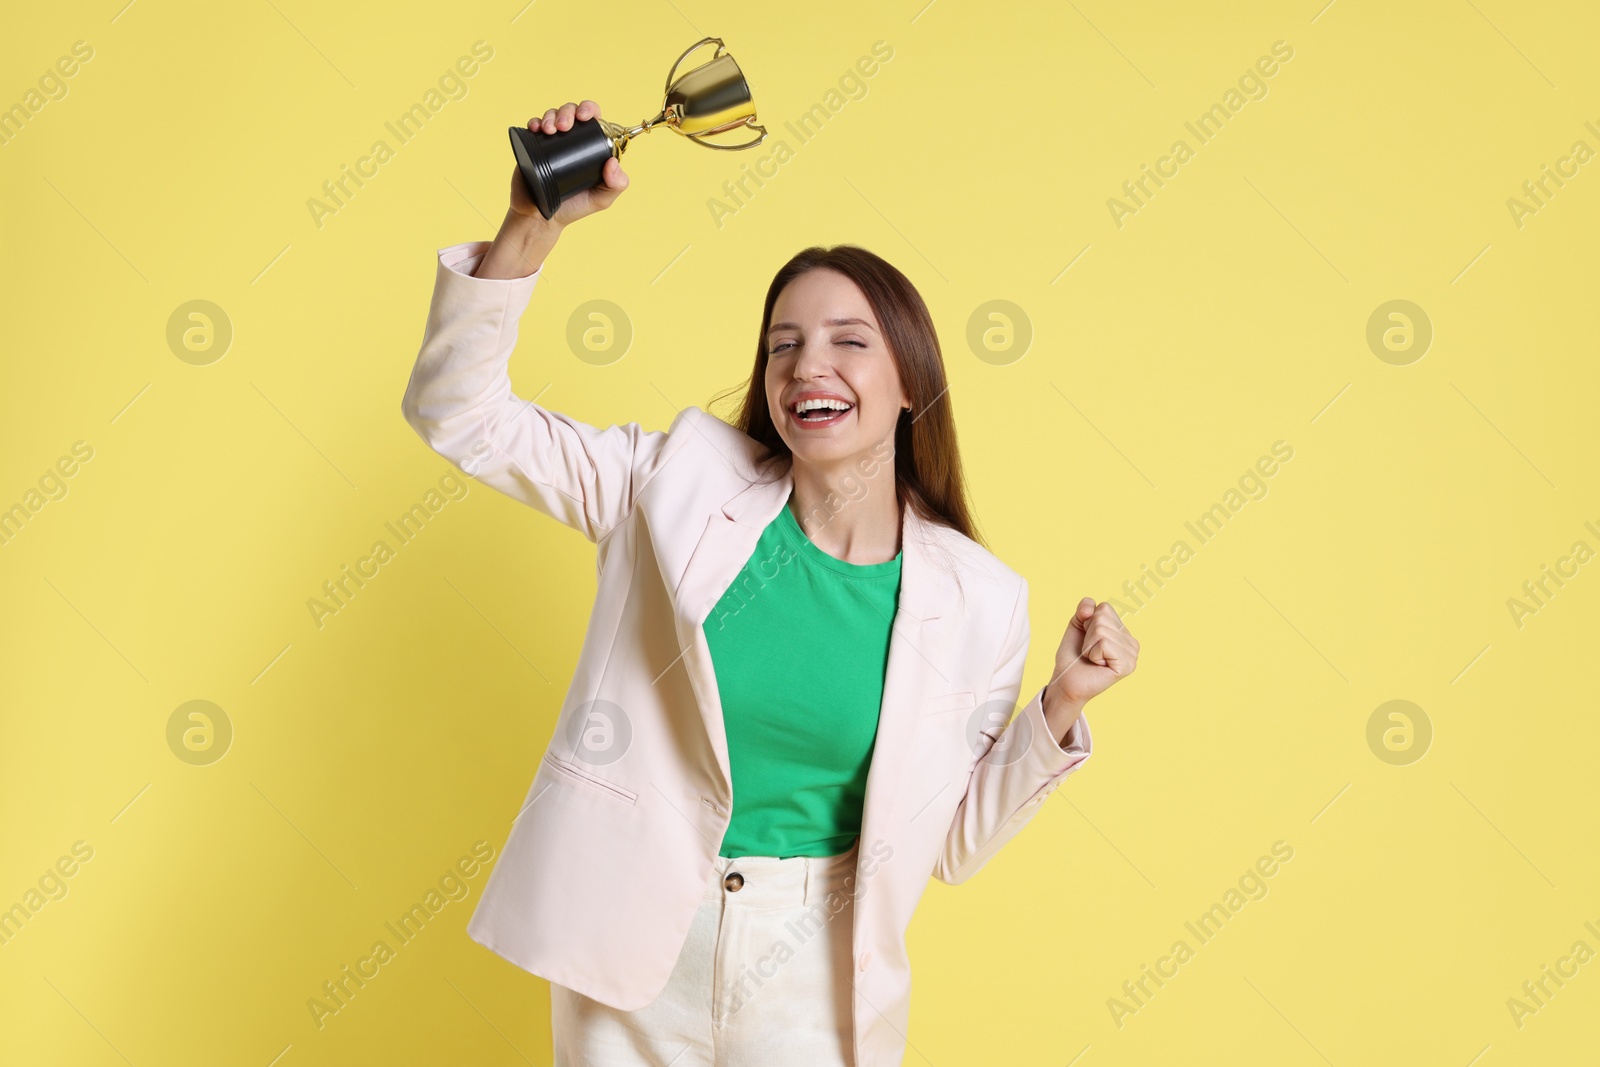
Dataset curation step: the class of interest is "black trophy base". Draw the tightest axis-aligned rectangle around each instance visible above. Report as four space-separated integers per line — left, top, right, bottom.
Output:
508 119 616 221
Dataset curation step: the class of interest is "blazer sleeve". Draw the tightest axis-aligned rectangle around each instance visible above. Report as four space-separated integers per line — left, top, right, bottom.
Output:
400 240 682 543
932 576 1094 885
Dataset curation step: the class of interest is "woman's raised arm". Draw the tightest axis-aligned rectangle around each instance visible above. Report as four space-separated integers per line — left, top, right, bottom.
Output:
401 99 673 543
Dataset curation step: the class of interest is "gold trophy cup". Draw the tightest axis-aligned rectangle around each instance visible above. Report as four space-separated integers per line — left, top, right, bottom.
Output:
508 37 768 219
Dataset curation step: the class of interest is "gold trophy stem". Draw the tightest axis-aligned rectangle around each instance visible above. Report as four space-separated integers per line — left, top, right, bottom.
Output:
599 111 671 158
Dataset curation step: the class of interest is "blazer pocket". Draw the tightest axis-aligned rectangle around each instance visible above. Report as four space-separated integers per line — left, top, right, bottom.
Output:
913 691 984 778
923 690 977 717
541 751 639 806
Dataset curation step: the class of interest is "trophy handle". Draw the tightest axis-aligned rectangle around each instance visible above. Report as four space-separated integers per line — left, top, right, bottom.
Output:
665 37 725 96
685 118 769 151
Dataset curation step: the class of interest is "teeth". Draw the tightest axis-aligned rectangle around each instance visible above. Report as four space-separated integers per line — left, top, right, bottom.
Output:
793 398 853 413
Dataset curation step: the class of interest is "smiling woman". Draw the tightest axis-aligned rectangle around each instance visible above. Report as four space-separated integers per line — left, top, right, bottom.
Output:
400 95 1137 1067
711 242 976 564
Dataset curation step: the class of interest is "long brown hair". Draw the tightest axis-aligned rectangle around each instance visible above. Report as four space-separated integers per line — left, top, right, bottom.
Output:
708 244 984 547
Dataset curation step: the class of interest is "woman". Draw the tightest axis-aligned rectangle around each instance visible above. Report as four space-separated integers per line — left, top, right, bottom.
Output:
401 99 1139 1066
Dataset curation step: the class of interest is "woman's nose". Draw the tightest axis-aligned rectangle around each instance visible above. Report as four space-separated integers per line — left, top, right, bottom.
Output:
791 341 832 378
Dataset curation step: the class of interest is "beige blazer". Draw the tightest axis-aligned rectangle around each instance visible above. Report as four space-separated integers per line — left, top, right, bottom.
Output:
401 241 1093 1066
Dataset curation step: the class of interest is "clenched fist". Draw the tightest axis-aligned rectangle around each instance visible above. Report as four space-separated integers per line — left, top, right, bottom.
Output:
1043 598 1138 733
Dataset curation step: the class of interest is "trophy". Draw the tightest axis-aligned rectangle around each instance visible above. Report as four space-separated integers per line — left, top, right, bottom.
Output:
508 37 768 220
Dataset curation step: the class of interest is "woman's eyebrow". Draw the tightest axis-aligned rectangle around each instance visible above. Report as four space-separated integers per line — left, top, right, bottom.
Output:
767 317 877 334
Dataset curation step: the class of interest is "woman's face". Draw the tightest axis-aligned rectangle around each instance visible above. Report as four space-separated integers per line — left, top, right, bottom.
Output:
764 268 910 474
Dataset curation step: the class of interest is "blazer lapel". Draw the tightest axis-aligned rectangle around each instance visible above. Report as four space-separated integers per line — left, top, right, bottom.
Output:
671 466 794 790
856 505 962 857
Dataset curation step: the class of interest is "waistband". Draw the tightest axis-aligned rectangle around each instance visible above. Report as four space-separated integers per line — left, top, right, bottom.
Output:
704 838 860 908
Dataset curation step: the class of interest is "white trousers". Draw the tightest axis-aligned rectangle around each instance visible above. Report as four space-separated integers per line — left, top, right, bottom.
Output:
551 840 860 1066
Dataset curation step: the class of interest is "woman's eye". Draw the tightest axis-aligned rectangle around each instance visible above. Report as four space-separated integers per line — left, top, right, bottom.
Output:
768 339 866 354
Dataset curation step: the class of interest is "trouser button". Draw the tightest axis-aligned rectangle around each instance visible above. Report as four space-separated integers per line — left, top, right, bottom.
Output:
723 871 744 892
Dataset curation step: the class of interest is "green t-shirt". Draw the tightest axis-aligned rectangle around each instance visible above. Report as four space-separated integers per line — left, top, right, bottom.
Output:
703 497 903 859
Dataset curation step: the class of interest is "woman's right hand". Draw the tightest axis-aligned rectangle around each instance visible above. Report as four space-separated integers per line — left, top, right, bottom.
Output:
509 99 630 227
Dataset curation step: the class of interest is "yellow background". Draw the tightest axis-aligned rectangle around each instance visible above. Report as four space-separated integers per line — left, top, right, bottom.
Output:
3 0 1597 1063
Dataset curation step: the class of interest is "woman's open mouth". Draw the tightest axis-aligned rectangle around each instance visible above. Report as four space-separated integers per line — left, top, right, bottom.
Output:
788 398 855 428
